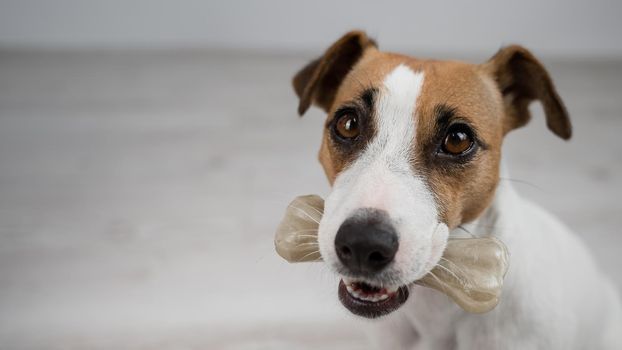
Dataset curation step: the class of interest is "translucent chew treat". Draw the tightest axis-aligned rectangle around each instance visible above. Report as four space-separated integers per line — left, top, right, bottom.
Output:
274 195 324 263
274 195 510 314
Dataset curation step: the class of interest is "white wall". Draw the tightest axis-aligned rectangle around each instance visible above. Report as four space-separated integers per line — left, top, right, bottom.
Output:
1 0 621 57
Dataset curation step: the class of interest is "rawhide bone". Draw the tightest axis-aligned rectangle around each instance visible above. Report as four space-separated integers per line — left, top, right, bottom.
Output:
275 195 510 313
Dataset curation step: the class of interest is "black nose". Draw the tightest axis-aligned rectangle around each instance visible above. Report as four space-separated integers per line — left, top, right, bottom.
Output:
334 208 398 274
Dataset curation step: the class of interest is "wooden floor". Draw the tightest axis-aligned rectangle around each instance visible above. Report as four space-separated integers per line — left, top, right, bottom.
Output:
0 50 621 349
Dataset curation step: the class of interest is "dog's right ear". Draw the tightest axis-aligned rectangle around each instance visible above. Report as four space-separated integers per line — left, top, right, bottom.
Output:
293 31 377 116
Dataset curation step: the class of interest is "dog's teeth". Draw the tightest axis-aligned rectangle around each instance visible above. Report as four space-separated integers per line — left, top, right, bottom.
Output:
343 278 400 303
343 277 362 288
346 286 391 303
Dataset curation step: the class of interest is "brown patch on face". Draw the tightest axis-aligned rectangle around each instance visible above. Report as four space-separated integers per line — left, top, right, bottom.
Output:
412 61 505 228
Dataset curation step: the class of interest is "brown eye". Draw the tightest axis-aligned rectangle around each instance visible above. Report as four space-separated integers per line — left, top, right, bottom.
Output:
442 125 473 155
334 113 360 139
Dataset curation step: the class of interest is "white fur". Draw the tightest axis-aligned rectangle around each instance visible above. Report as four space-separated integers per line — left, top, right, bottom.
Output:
372 169 622 350
318 65 449 288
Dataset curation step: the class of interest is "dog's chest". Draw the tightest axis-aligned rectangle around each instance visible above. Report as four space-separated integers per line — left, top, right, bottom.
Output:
401 286 462 346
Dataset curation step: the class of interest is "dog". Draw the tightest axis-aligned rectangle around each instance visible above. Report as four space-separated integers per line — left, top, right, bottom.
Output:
291 31 622 349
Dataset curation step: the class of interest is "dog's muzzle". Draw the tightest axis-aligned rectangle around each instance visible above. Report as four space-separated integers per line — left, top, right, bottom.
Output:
333 208 409 318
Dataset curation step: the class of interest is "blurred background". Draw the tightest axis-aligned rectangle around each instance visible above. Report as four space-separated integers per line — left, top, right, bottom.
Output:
0 0 621 349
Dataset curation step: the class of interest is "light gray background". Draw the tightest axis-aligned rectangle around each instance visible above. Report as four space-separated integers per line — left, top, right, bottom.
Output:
1 0 622 57
0 1 621 349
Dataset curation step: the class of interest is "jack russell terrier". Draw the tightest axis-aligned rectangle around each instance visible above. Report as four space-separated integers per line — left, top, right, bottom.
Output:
291 31 622 349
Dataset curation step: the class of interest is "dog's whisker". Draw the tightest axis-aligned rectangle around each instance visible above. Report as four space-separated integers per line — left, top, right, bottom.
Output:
499 177 545 191
434 263 463 284
463 222 506 232
427 271 449 295
439 257 469 278
285 229 318 235
292 234 320 240
457 225 471 234
292 198 324 216
456 225 476 238
293 242 319 247
297 250 321 261
288 205 321 224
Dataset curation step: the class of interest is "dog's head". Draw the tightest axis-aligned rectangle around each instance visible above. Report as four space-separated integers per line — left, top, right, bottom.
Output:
292 31 571 318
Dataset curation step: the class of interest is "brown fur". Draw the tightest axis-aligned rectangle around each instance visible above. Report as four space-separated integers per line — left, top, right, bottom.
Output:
293 31 571 228
293 31 377 116
482 45 572 139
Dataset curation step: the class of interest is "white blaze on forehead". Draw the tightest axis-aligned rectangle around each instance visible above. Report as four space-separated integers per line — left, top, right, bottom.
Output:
351 64 426 210
372 64 425 161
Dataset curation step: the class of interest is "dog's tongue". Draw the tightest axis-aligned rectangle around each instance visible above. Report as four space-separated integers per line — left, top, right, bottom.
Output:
274 195 510 314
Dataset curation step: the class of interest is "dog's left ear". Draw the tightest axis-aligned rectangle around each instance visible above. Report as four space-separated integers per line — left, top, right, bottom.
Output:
293 31 377 116
482 45 572 139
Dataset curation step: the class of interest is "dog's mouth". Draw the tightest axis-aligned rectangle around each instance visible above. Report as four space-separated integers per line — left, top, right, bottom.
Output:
338 278 409 318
